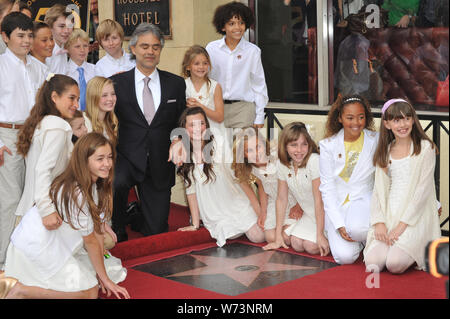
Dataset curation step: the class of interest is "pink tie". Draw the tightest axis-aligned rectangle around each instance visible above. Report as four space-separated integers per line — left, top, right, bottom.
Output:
143 77 155 125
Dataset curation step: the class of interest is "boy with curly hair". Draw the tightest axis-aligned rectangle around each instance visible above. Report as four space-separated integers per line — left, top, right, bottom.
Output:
206 2 268 129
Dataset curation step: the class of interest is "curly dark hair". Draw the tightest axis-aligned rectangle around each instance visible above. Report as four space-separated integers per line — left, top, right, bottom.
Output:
212 1 255 35
324 94 375 138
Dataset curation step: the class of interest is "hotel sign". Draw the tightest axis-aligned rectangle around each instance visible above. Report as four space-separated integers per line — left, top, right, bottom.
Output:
114 0 172 39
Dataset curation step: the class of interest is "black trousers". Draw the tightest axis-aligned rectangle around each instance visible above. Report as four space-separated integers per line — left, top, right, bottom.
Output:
112 153 171 236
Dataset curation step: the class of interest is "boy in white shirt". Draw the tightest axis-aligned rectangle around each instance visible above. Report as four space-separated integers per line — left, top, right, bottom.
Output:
0 12 47 270
44 3 73 75
65 28 95 111
206 2 268 129
94 19 135 78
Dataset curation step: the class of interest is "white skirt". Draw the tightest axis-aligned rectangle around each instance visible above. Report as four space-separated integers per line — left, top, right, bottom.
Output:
264 200 297 230
284 212 320 243
5 243 126 292
4 205 126 292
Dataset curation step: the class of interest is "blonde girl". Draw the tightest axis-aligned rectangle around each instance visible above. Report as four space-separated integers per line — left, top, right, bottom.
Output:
182 45 228 157
364 99 441 273
84 76 119 146
263 122 329 256
232 126 301 244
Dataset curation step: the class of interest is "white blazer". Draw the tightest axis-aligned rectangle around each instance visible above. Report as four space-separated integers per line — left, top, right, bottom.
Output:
319 128 379 230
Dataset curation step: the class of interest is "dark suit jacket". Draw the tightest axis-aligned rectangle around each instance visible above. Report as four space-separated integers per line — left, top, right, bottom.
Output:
110 68 186 190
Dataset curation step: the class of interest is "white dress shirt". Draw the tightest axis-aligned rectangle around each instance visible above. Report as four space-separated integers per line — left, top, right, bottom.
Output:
206 36 268 125
29 55 50 78
0 48 47 147
65 59 96 86
95 49 135 78
45 42 68 75
134 67 161 114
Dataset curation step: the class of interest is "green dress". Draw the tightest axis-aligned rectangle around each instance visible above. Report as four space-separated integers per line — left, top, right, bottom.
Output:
382 0 420 26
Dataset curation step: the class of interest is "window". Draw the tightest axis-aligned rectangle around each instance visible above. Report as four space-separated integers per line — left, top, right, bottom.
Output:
256 0 318 104
331 0 449 110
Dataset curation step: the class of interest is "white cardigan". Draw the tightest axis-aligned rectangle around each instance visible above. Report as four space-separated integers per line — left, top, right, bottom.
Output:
15 115 73 218
319 128 379 230
364 139 441 270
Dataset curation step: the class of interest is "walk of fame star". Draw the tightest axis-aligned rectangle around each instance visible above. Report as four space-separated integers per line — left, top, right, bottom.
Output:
132 243 338 296
168 250 318 287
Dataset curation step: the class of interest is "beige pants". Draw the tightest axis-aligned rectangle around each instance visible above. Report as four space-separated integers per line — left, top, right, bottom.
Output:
223 101 256 129
0 127 25 269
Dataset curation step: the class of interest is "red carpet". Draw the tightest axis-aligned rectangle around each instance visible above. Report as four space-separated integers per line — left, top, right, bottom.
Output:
109 203 448 299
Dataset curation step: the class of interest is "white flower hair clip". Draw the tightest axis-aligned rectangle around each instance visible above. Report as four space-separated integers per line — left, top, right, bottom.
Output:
46 73 55 82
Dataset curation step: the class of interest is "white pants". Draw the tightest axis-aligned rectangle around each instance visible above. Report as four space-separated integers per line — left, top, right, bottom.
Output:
0 127 25 269
325 193 371 265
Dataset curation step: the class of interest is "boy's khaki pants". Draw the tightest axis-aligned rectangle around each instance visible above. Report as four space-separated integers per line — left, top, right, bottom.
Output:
0 127 25 270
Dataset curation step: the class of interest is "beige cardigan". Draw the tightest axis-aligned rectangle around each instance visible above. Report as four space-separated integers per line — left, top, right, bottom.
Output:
363 139 441 270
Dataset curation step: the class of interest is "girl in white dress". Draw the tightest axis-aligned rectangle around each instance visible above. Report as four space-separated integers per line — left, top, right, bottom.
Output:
232 126 301 244
177 107 265 247
2 133 129 299
181 45 229 161
263 123 330 256
319 95 378 264
84 76 119 146
15 74 79 230
364 99 441 273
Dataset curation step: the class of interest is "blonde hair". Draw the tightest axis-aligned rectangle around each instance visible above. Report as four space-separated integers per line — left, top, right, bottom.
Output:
85 76 118 146
44 3 70 29
232 127 270 184
278 122 319 169
96 19 124 46
181 45 212 87
64 28 89 49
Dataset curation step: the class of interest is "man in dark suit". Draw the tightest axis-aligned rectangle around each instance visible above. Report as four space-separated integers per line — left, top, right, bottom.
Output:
110 23 186 241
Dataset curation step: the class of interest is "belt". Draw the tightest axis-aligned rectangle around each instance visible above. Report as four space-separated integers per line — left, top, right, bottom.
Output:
0 122 24 129
224 100 241 104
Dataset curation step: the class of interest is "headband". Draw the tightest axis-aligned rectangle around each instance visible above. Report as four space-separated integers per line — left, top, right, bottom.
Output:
343 97 363 104
381 98 408 115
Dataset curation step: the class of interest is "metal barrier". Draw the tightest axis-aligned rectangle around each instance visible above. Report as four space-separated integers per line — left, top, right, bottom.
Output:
265 105 449 233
